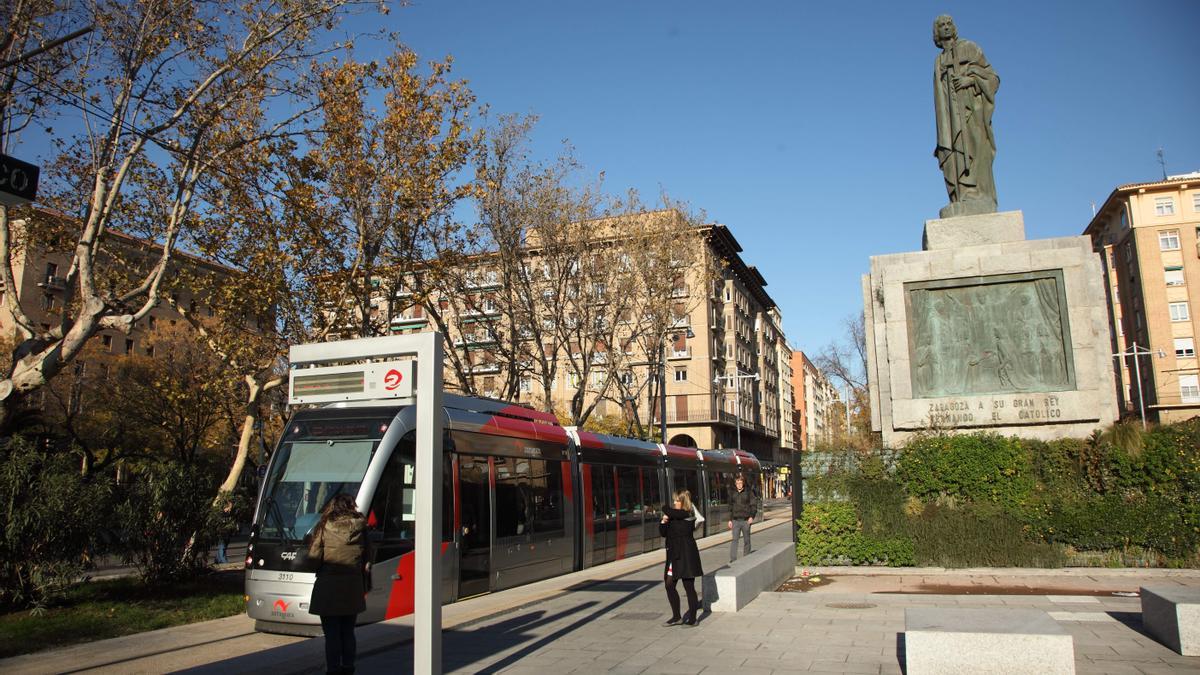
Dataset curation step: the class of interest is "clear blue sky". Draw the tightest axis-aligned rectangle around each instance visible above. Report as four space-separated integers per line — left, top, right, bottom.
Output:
12 1 1196 356
357 0 1198 355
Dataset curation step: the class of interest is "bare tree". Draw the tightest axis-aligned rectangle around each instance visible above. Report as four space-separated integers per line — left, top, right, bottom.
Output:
0 0 359 431
815 313 871 438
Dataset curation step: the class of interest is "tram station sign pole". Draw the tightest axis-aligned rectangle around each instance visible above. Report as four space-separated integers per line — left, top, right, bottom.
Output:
291 333 443 672
414 332 444 674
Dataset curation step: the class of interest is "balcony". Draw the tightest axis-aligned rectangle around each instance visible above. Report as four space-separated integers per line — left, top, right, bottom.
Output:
470 363 500 374
38 275 66 291
667 347 691 360
390 315 428 327
453 334 498 347
664 405 718 423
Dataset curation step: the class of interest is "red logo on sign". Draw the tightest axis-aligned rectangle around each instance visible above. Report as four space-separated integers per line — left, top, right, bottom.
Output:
273 599 290 612
384 368 403 391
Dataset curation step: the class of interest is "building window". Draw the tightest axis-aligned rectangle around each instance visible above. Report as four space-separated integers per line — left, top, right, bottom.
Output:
1159 229 1181 250
102 334 112 347
674 367 687 382
1193 193 1200 212
125 338 134 354
567 373 580 388
592 371 605 386
519 377 532 393
146 345 155 357
1181 374 1200 404
44 262 58 283
1155 197 1175 216
41 293 55 311
1169 302 1190 322
1165 269 1185 286
1175 338 1196 358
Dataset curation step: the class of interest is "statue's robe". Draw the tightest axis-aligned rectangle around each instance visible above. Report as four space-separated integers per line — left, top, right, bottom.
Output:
933 39 999 212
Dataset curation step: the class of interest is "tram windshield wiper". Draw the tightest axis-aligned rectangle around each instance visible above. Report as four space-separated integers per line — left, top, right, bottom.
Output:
265 495 295 546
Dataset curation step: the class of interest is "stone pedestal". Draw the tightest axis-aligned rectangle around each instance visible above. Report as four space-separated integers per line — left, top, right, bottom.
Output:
864 210 1118 446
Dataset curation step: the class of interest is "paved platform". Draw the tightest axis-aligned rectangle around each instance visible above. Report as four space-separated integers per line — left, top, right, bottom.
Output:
4 505 1200 674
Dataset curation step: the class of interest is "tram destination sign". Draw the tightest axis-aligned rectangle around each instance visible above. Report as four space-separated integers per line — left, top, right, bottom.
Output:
290 360 414 404
0 154 39 206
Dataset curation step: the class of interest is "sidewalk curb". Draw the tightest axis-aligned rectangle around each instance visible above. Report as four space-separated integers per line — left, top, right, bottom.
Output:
802 566 1200 577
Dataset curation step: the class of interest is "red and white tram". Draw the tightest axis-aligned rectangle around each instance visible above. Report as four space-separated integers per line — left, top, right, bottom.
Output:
245 343 759 635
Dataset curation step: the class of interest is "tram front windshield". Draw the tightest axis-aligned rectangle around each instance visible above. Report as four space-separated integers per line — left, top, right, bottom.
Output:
257 414 394 543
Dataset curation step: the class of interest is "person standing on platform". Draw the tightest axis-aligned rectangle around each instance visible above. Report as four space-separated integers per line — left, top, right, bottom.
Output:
308 494 371 675
660 489 704 627
728 474 758 562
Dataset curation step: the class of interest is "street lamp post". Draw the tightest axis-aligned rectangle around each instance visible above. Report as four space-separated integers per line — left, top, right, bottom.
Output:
658 327 694 444
1113 342 1163 430
715 369 760 451
659 341 667 444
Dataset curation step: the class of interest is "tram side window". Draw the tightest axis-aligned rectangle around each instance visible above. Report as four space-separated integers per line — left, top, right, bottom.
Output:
677 469 702 508
616 466 641 516
369 439 416 542
496 456 564 538
531 459 564 535
641 469 662 517
708 471 730 507
369 432 454 545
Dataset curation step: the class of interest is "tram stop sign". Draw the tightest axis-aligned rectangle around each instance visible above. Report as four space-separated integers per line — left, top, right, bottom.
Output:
0 154 39 206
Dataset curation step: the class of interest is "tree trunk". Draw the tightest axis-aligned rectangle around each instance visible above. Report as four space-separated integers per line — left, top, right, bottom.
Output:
212 374 282 506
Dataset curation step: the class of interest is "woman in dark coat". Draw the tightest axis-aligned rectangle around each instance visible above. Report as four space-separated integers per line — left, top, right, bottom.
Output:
659 489 704 626
308 494 370 675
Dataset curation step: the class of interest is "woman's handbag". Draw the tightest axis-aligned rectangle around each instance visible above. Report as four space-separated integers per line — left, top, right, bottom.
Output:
691 504 706 530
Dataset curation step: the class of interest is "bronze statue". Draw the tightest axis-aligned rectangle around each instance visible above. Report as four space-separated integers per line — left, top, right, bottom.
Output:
933 15 999 218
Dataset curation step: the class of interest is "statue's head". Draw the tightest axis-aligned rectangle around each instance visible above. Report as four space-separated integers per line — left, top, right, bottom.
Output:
932 15 957 48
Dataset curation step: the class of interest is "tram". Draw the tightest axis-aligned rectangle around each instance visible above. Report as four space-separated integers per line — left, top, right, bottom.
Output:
245 338 760 635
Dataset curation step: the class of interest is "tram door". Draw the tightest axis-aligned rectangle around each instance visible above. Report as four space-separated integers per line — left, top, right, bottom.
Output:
587 465 616 565
457 454 491 597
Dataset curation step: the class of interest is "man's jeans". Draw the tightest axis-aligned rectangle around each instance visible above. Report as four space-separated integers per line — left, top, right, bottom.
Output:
730 519 751 561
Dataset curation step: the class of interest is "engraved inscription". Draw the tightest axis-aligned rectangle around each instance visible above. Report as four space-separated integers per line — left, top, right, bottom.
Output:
924 394 1063 427
908 273 1075 398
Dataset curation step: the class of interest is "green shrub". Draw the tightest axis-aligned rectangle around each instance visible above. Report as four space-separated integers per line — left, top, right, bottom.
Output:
898 433 1035 510
907 503 1065 568
796 502 914 566
115 459 229 584
0 438 115 610
1043 493 1196 558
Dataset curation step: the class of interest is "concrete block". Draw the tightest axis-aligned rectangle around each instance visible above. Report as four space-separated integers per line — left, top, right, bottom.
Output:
979 251 1032 275
705 542 794 613
1141 585 1200 655
904 607 1075 674
923 210 1025 251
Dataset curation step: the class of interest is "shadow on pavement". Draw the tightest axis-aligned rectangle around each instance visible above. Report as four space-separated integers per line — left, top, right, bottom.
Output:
375 579 659 674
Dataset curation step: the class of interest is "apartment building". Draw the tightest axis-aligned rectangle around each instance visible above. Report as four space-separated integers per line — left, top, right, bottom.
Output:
351 212 795 468
1 215 240 359
789 350 838 450
1084 173 1200 423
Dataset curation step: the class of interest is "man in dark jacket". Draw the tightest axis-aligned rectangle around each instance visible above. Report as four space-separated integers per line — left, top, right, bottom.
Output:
728 474 758 562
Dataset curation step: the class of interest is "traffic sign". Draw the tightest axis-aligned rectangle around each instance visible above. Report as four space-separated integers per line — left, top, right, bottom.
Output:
0 154 39 206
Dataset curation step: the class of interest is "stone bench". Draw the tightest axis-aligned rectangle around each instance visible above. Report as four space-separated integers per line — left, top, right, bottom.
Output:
1141 585 1200 656
904 607 1075 674
703 541 794 613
